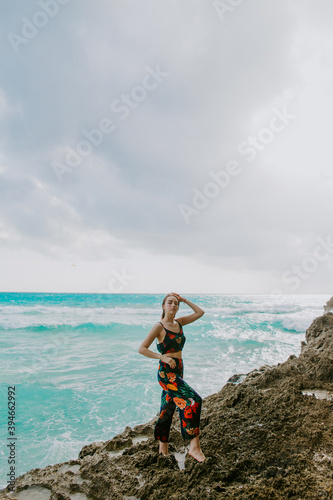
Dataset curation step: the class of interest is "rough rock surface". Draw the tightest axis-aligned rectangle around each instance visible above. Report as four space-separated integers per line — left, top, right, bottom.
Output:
2 312 333 500
324 297 333 313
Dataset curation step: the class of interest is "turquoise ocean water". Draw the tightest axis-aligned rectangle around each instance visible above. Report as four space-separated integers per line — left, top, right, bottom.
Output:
0 292 330 487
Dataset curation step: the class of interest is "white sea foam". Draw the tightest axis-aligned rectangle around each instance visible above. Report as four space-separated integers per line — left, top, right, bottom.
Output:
281 314 315 333
0 294 327 330
0 304 158 329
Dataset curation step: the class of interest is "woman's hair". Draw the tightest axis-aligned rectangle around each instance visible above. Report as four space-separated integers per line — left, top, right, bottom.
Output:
161 294 179 319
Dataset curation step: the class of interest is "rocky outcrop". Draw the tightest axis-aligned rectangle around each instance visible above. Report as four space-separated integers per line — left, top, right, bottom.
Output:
2 311 333 500
324 297 333 313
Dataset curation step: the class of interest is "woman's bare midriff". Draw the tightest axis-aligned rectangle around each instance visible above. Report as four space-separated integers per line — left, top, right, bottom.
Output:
166 351 182 359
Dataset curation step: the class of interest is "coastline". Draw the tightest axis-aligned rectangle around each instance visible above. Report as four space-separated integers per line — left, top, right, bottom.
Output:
1 309 333 499
1 291 324 484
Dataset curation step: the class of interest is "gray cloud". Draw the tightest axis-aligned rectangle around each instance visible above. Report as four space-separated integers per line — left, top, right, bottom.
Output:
1 0 333 291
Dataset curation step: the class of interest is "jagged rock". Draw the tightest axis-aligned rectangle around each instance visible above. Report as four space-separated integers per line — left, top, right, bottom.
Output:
324 296 333 313
2 312 333 499
305 311 333 342
78 441 104 459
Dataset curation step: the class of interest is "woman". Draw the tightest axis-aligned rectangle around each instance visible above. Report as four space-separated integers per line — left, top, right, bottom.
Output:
138 292 205 462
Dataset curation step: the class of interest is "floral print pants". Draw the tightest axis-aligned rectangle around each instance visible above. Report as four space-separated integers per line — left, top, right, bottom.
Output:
154 358 202 443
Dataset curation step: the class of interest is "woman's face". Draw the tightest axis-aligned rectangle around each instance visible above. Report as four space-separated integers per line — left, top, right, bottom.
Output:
163 295 179 316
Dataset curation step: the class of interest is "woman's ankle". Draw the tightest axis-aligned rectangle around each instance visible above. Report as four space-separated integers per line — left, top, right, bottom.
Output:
188 436 200 451
159 441 168 454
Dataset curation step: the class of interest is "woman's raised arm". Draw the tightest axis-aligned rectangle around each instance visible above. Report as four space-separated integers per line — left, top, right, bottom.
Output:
172 293 204 326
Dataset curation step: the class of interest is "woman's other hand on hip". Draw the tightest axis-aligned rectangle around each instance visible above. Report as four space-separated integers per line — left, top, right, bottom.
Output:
161 355 176 369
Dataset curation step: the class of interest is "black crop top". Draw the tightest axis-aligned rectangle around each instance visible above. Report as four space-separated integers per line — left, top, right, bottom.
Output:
156 320 186 355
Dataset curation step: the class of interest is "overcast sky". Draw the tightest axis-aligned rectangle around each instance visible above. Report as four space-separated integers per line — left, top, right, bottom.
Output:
0 0 332 294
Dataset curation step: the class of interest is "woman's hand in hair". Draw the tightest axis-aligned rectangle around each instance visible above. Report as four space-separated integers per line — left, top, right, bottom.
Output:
171 292 186 303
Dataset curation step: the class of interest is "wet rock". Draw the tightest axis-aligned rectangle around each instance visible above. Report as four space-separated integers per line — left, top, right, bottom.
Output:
305 311 333 343
156 453 179 470
78 442 104 459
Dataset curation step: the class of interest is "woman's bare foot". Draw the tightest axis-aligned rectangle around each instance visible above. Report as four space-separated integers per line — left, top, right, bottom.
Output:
188 448 205 462
159 441 169 455
188 436 205 462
